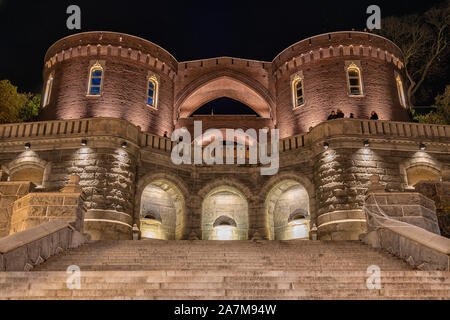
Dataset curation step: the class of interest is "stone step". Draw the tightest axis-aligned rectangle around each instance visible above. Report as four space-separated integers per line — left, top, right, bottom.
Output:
1 288 449 299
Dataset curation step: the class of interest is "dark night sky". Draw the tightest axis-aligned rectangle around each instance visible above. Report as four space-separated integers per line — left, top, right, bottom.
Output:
0 0 444 94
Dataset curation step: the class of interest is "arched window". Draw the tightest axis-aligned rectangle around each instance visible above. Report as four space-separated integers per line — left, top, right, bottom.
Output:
88 63 103 96
347 64 362 95
396 74 407 108
292 76 305 108
43 74 54 107
147 76 158 108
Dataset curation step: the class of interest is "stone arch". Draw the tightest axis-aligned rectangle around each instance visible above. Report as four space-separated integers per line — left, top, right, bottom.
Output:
175 70 275 119
399 156 443 189
135 173 189 240
2 151 51 188
260 173 315 240
201 185 249 240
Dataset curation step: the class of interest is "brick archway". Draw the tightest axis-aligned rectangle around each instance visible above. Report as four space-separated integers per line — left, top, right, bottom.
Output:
175 70 275 120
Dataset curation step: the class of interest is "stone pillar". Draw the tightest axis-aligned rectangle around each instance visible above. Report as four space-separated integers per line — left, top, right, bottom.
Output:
250 203 269 240
187 195 202 240
314 149 367 240
79 146 137 240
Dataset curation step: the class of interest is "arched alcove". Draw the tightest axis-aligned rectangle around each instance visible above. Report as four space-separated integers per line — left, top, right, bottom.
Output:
2 151 51 188
265 180 311 240
140 179 186 240
406 166 441 187
201 185 248 240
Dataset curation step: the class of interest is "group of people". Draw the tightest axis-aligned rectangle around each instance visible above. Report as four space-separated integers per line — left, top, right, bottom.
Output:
327 110 379 121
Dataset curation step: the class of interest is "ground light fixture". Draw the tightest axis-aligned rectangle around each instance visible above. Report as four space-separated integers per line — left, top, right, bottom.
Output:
364 140 370 148
420 143 426 151
24 143 31 149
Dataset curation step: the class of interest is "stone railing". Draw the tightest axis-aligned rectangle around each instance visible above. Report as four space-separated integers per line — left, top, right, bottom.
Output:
0 219 86 271
362 219 450 271
0 118 449 155
361 176 450 270
310 118 450 141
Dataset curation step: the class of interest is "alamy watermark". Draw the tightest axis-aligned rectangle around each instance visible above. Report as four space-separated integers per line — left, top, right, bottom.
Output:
171 121 279 176
366 5 381 30
66 265 81 290
66 5 81 30
366 265 381 290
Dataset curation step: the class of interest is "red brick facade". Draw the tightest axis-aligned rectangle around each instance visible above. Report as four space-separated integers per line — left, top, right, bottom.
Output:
40 31 410 138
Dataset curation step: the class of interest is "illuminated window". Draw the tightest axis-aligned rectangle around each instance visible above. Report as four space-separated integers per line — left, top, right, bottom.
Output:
292 76 305 108
396 74 407 108
147 76 158 108
43 74 54 107
347 64 362 95
88 63 103 96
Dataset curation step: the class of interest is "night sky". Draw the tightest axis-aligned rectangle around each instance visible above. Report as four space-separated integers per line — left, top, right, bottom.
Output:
0 0 443 94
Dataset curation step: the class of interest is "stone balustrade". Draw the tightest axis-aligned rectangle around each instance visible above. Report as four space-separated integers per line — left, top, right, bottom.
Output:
1 118 449 155
0 219 86 271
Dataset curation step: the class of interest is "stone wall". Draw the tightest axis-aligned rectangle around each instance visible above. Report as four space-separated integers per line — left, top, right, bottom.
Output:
0 182 35 238
10 192 86 235
365 193 440 234
0 117 448 241
415 180 450 238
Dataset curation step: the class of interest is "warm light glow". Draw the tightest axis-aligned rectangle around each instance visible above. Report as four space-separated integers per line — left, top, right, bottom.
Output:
288 219 309 239
215 225 234 240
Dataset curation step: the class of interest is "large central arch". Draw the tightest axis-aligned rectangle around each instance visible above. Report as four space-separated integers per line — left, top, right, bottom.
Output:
175 71 274 119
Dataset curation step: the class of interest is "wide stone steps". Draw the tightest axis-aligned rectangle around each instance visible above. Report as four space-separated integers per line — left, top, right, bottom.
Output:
1 271 450 300
34 240 411 272
1 240 449 299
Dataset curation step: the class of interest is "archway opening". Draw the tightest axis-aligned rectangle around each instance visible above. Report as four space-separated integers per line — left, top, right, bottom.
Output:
140 180 185 240
202 186 248 240
10 168 44 185
191 97 259 116
265 180 310 240
178 76 272 118
406 166 441 187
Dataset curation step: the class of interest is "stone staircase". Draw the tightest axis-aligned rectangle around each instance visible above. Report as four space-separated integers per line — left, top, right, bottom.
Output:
1 240 450 300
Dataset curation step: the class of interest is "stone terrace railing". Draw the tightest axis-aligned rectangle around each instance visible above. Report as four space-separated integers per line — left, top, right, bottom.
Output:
0 118 449 155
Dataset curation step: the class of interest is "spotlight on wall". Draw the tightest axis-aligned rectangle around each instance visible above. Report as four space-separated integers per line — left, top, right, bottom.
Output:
323 142 329 150
419 143 426 151
364 140 370 148
81 139 88 146
24 143 31 150
121 142 128 149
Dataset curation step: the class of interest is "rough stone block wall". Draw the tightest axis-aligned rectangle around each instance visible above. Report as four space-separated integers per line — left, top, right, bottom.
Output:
9 193 86 234
415 181 450 237
312 147 450 240
0 182 34 238
365 193 440 234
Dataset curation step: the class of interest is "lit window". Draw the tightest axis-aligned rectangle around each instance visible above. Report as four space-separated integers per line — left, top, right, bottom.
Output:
43 75 54 107
396 74 407 108
147 76 158 108
347 64 362 95
292 76 305 108
88 63 103 96
215 225 234 240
